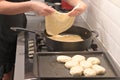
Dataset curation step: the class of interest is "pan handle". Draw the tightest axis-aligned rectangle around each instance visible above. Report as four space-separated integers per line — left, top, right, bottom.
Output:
10 27 41 36
10 27 36 33
91 30 99 38
90 31 99 51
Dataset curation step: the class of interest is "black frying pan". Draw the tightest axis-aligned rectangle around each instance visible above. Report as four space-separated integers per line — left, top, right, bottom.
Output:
11 26 98 51
44 26 98 51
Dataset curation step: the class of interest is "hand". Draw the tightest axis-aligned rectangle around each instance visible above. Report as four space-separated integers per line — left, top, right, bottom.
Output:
68 1 87 17
30 1 55 16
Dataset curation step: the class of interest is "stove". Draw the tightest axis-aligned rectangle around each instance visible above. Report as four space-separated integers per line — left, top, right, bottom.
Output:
24 32 120 80
26 32 99 58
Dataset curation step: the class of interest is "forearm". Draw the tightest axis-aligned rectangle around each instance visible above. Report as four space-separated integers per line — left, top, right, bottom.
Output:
65 0 87 16
0 0 31 15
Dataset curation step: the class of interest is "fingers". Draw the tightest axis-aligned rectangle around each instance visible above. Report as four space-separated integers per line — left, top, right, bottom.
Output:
69 8 82 17
37 7 55 16
32 1 55 16
68 2 87 17
45 7 55 14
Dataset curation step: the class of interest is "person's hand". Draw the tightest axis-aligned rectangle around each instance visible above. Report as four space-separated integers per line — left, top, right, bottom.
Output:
68 1 87 17
30 1 55 16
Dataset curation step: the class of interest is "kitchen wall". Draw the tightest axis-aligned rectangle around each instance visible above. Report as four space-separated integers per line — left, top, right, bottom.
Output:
82 0 120 67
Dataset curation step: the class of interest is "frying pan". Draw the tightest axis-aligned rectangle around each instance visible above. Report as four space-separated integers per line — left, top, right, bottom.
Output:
11 26 98 51
44 26 98 51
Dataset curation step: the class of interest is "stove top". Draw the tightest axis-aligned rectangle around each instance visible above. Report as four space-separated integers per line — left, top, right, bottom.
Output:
26 32 100 58
24 32 120 80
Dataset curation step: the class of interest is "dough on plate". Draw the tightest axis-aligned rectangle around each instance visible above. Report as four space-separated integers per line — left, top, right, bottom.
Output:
65 60 79 69
83 68 97 77
70 66 83 76
80 61 92 69
57 55 72 63
72 55 86 63
45 10 75 35
92 65 106 74
87 57 101 65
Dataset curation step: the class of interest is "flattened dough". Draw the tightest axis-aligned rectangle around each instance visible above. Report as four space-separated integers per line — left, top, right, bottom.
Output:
70 66 83 76
92 65 106 74
65 60 79 69
83 68 97 77
48 34 83 42
80 61 92 69
57 55 72 63
45 10 75 35
87 57 101 65
72 55 85 63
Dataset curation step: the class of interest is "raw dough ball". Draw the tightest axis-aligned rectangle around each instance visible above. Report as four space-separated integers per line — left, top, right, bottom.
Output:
83 68 97 77
65 60 79 69
57 55 72 63
70 66 83 76
87 57 101 65
80 61 92 69
92 65 106 74
72 55 86 63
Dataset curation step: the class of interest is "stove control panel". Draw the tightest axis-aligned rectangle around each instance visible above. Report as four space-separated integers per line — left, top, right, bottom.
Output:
28 40 35 58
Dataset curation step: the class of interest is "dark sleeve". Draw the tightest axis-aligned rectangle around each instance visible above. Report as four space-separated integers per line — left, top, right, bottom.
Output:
0 14 27 42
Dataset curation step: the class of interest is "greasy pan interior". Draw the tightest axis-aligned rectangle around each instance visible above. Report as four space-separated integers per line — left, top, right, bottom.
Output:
33 51 120 79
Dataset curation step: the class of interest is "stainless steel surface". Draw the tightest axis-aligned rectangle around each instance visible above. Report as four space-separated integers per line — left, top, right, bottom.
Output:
14 32 25 80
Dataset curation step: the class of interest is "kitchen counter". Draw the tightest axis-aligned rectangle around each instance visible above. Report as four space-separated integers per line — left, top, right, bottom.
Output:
14 16 120 80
